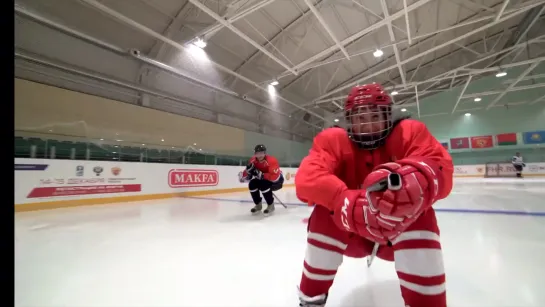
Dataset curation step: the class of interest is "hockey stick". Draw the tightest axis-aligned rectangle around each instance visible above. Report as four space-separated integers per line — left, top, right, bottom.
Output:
366 173 402 267
272 192 288 208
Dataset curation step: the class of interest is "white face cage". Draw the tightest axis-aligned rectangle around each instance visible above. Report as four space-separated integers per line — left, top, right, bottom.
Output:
346 105 393 149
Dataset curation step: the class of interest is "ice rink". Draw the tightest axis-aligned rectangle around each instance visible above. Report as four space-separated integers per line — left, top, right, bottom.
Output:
15 177 545 307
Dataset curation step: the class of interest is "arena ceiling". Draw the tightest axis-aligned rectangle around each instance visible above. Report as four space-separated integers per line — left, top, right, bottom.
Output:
14 0 545 142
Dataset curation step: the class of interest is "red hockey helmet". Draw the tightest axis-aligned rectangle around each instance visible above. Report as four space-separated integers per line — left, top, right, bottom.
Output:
344 83 393 149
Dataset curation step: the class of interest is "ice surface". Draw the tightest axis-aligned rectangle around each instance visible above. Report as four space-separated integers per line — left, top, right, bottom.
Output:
15 178 545 307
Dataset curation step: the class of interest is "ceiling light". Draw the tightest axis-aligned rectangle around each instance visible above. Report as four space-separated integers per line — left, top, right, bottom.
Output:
193 38 207 48
401 108 407 112
100 138 104 141
142 144 145 146
161 139 165 142
373 49 383 57
495 71 507 77
474 97 481 102
199 148 202 151
270 80 279 86
391 91 399 95
334 119 339 122
465 113 471 116
193 143 197 146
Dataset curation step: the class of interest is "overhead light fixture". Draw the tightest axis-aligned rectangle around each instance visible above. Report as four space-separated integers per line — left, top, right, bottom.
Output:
161 138 165 142
465 113 471 116
100 138 104 141
199 148 202 151
142 144 145 146
270 80 279 86
495 71 507 77
391 91 399 95
373 49 383 57
401 108 407 112
334 118 339 122
474 97 481 102
193 38 207 48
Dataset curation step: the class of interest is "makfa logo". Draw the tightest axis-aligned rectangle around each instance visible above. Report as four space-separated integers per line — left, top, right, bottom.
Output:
168 169 219 188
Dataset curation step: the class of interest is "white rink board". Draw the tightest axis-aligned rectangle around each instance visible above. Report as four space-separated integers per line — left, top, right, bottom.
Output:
14 158 299 206
14 159 545 207
453 162 545 177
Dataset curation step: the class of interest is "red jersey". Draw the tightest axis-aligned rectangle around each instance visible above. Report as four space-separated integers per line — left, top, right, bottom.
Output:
243 155 282 182
295 119 453 211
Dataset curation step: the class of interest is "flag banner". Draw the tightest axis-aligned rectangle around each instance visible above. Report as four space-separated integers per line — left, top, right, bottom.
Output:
440 142 449 150
523 130 545 144
470 135 493 149
495 133 518 146
450 137 470 149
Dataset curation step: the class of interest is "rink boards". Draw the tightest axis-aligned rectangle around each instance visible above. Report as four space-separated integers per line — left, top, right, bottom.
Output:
14 158 545 212
14 158 298 212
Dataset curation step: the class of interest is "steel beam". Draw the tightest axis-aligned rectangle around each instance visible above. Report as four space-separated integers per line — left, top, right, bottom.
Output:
380 0 407 85
189 0 277 42
302 0 349 59
187 0 297 75
403 0 412 45
228 0 326 83
452 76 473 114
462 83 545 98
485 61 542 109
274 5 531 81
495 0 510 22
415 85 420 117
309 53 545 107
529 94 545 105
287 0 434 72
314 1 545 101
76 0 326 121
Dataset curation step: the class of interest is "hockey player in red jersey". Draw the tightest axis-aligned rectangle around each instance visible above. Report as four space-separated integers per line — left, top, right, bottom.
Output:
239 144 284 214
295 83 454 307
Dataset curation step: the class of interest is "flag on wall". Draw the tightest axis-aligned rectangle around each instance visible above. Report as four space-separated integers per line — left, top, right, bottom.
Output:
440 142 449 150
450 137 470 149
495 133 518 146
470 135 493 149
523 130 545 144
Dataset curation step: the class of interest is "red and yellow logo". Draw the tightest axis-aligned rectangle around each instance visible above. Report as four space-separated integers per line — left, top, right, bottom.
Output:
111 167 121 176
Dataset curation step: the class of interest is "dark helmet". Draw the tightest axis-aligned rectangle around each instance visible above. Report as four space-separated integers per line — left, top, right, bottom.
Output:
344 83 393 149
254 144 266 153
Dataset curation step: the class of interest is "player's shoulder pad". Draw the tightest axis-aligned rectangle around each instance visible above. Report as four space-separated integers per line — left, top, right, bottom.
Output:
315 127 347 140
395 117 428 132
266 155 279 162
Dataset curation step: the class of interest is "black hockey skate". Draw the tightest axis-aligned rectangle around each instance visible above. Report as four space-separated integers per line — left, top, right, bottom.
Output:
299 292 327 307
251 203 262 214
263 203 275 214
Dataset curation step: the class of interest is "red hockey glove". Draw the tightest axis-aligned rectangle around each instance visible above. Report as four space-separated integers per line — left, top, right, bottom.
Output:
362 159 442 241
332 190 390 244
